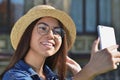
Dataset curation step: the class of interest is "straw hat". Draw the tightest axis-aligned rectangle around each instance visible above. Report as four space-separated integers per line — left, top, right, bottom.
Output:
10 5 76 50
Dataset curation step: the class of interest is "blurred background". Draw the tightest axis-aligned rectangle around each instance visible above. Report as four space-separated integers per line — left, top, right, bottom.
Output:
0 0 120 79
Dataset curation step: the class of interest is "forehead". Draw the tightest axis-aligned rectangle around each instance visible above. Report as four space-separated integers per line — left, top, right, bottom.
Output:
36 17 60 26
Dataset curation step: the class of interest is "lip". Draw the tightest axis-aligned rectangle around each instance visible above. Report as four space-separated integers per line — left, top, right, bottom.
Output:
41 41 55 48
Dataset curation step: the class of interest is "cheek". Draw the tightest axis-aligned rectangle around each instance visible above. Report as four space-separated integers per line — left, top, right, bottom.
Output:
56 38 62 49
59 38 62 46
30 30 40 48
30 34 37 48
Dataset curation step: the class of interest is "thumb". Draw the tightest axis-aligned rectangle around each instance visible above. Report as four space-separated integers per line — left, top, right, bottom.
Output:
91 38 100 54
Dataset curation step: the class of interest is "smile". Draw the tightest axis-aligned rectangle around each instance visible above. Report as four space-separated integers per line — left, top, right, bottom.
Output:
41 41 55 48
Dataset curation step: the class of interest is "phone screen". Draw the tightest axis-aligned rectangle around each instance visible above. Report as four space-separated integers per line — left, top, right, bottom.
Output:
97 25 117 50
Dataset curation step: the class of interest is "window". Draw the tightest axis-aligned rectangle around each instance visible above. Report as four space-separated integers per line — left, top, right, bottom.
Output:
70 0 112 35
11 0 24 22
0 0 24 34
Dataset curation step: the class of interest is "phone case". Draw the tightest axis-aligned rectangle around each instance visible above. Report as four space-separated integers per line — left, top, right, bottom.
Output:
97 25 116 50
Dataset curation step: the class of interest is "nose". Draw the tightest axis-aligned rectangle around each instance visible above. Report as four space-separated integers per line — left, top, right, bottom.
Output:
46 30 54 39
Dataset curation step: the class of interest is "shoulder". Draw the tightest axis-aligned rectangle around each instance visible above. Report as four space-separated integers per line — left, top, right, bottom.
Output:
2 69 33 80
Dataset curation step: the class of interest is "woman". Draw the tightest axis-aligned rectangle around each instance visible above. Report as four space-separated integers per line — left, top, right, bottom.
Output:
1 5 120 80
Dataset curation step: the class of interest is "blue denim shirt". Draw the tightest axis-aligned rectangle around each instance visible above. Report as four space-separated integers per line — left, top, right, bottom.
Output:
2 60 72 80
2 60 59 80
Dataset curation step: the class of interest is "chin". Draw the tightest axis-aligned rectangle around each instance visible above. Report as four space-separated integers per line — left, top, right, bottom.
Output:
44 51 56 57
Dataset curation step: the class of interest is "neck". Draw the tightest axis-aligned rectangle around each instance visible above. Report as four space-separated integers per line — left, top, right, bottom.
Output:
24 49 46 78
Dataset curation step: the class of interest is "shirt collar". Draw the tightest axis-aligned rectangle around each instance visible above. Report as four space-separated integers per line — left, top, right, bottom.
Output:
15 60 58 79
15 60 37 76
43 65 58 78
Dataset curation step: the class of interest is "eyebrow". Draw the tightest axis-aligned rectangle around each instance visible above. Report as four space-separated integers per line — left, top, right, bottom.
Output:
37 22 49 26
37 22 61 28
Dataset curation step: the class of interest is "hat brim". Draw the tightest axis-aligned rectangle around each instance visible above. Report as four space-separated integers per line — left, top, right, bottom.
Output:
10 7 76 51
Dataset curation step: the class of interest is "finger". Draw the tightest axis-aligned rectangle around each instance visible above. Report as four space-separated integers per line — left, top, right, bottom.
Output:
66 56 69 61
66 56 73 63
107 45 119 51
66 56 81 70
91 38 100 53
66 62 72 67
113 52 120 58
114 58 120 67
116 63 119 66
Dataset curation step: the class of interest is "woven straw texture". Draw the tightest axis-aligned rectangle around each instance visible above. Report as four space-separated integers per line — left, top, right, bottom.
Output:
10 5 76 51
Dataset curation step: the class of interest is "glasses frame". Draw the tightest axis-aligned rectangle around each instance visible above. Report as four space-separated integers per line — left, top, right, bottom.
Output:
36 22 65 38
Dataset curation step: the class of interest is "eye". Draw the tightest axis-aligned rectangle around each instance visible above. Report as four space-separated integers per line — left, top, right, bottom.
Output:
54 28 62 35
38 24 48 31
53 27 65 38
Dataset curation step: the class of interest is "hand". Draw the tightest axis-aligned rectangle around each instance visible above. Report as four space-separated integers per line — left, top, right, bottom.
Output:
72 38 120 80
86 38 120 75
66 56 81 75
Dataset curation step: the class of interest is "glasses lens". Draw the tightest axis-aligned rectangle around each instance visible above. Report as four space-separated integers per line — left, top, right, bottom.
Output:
53 28 65 38
37 24 49 35
37 23 65 37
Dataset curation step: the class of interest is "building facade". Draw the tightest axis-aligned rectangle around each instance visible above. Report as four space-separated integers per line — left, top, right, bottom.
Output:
0 0 120 80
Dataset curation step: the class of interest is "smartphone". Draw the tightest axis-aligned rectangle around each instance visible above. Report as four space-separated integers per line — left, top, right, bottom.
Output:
97 25 117 50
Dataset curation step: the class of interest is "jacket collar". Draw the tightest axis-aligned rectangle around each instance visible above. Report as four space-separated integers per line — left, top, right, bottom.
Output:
15 60 58 79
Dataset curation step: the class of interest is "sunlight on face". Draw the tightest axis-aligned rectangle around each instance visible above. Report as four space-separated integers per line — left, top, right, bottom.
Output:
29 17 63 57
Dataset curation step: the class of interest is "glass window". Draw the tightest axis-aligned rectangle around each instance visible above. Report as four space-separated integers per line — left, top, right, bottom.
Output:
99 0 111 25
11 0 24 22
0 0 24 34
70 0 111 34
86 0 97 32
70 0 83 33
0 0 8 33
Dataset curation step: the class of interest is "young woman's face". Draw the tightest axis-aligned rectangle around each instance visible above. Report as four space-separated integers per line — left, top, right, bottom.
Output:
29 17 63 57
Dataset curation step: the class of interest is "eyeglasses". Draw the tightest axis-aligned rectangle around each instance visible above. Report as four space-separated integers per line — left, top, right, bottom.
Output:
36 22 65 38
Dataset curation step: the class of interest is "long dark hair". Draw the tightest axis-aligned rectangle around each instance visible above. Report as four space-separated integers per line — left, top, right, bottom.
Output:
0 18 68 80
45 33 68 79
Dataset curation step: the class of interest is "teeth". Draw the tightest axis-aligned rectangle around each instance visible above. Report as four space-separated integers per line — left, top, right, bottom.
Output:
42 42 53 46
